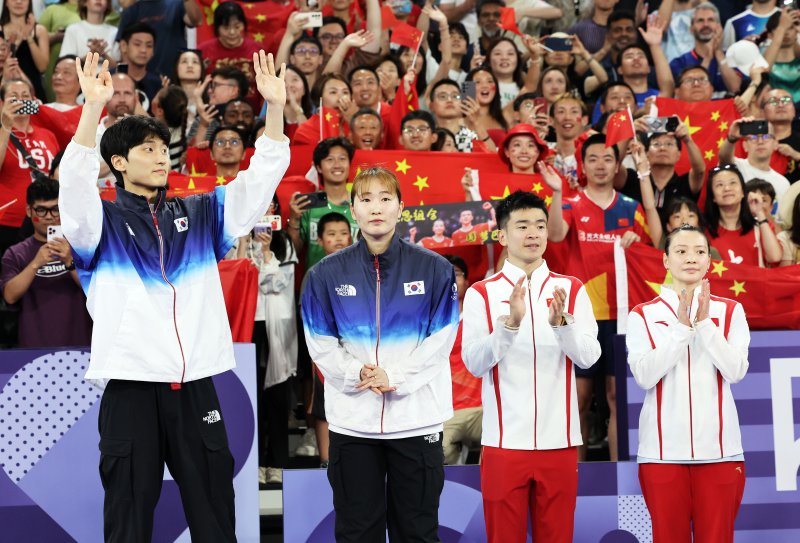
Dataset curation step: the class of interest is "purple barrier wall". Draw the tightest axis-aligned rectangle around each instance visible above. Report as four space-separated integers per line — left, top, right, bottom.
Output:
0 345 260 542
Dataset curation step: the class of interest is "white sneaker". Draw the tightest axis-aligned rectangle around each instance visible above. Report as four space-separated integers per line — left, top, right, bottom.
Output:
265 467 283 484
294 428 318 457
258 466 267 485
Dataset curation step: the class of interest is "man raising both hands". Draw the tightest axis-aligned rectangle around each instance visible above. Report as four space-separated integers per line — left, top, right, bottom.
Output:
59 52 289 541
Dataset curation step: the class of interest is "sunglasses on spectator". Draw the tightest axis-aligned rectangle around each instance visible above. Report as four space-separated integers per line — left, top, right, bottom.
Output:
31 205 59 217
402 126 432 135
763 96 793 107
214 138 242 147
709 163 741 175
679 76 710 86
294 47 320 57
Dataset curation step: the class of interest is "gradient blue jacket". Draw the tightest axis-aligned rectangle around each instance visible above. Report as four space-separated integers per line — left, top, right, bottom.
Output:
302 235 459 436
59 135 290 384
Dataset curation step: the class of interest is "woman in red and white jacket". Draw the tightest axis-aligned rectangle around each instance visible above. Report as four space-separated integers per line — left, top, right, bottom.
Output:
627 224 749 543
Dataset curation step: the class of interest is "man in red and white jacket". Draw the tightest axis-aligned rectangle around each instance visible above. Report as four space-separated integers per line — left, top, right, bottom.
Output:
461 187 601 543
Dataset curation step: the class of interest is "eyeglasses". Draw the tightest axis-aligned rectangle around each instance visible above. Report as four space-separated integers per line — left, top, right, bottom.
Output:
764 96 793 107
31 205 59 217
294 47 320 57
209 81 237 90
214 138 242 147
745 134 774 142
650 141 677 149
434 92 461 101
319 33 345 42
402 125 431 135
680 76 710 86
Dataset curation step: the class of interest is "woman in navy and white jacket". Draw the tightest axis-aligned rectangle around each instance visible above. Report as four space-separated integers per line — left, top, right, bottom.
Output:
627 224 749 543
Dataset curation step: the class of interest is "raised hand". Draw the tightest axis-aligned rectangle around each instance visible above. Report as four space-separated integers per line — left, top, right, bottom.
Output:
537 161 563 193
506 276 527 328
343 30 375 49
695 279 710 323
423 5 448 26
677 288 692 327
75 53 113 105
253 50 286 107
639 13 665 47
548 285 567 326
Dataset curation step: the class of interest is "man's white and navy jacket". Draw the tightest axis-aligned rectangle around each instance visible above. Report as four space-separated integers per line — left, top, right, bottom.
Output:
627 287 749 461
301 235 459 436
59 134 290 384
461 260 601 450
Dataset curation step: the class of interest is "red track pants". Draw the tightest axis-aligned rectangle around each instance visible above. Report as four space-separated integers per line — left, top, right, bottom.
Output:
480 446 578 543
639 462 746 543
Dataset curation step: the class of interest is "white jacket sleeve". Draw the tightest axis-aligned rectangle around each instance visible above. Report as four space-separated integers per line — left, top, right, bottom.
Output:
58 140 103 267
221 134 290 243
552 286 601 369
461 286 519 378
300 266 364 393
382 267 459 396
627 310 692 390
695 303 749 384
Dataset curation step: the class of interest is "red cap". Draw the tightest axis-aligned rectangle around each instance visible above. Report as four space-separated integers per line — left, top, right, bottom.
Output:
498 123 551 167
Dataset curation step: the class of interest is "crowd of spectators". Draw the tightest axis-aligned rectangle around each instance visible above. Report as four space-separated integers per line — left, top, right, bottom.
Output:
1 0 800 483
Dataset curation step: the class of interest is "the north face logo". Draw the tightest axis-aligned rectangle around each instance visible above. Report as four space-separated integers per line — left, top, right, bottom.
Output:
335 284 357 296
202 410 221 424
174 217 189 232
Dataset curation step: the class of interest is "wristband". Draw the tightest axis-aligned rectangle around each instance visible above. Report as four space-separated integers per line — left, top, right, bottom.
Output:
64 261 76 271
637 169 651 180
481 135 491 142
726 135 738 144
755 218 769 226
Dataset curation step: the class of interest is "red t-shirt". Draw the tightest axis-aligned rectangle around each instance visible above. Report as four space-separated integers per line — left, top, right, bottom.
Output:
419 236 454 249
0 126 59 227
450 321 482 411
709 225 772 267
199 37 263 111
451 223 490 245
560 191 651 321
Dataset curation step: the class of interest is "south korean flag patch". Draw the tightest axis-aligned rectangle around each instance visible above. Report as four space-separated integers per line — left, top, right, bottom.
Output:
174 217 189 232
404 281 425 296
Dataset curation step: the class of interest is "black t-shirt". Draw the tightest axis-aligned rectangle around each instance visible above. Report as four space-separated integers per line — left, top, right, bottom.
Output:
779 130 800 184
621 168 698 222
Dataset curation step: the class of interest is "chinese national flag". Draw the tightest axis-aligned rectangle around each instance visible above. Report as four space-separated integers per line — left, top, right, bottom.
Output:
605 110 636 148
621 243 800 330
390 22 424 50
166 173 231 198
184 147 256 177
498 7 522 37
474 171 555 206
320 107 342 139
218 259 259 341
349 149 508 205
32 104 86 150
381 4 399 29
195 0 294 53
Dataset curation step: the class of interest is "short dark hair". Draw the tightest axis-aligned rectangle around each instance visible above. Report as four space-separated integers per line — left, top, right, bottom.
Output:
662 196 706 233
54 54 79 68
316 16 347 37
616 44 647 68
581 133 619 162
513 91 538 112
677 64 711 86
156 85 189 129
745 177 776 202
313 137 355 167
100 115 170 185
477 0 505 15
431 127 456 151
26 177 59 205
213 1 247 35
664 224 710 254
351 107 382 126
495 190 548 230
607 9 636 28
211 66 248 100
318 212 351 237
347 64 379 85
442 254 468 277
401 110 436 132
448 22 469 42
429 78 460 100
119 22 157 44
600 81 635 107
645 131 683 152
210 124 247 145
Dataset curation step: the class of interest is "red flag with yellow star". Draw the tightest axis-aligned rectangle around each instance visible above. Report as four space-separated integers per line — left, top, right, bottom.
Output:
218 258 259 341
195 0 295 54
473 171 555 206
350 149 508 205
606 109 636 148
184 147 256 178
653 97 740 176
621 243 800 330
167 173 232 198
390 22 424 50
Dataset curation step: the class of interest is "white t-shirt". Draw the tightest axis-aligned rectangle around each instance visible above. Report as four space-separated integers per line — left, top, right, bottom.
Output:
60 20 121 61
439 0 479 42
733 157 790 203
498 81 520 108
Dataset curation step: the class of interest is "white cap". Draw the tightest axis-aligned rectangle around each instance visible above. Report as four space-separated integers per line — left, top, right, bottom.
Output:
725 40 769 76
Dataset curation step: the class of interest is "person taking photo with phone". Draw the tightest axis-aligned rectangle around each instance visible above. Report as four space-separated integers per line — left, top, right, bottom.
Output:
286 136 358 267
1 177 92 348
